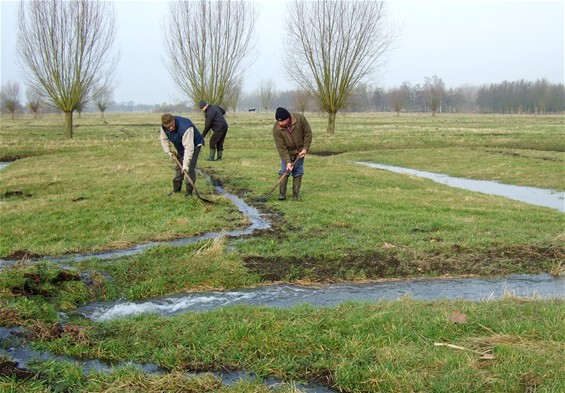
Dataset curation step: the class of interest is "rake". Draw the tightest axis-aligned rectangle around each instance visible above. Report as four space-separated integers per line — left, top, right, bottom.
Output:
252 156 301 202
171 154 214 204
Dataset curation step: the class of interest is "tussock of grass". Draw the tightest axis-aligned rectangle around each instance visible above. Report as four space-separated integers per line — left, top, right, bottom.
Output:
88 238 261 301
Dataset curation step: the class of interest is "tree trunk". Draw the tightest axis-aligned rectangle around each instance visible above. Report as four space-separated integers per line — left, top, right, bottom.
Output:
64 111 74 139
327 111 337 136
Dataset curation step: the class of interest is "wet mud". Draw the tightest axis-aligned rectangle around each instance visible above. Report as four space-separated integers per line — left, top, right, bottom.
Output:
243 245 563 283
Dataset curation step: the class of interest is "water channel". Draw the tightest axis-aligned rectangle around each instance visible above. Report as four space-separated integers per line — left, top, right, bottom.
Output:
355 162 565 212
77 273 564 322
1 161 563 391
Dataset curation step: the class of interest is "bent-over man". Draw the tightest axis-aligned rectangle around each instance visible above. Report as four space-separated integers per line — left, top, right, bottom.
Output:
160 113 204 197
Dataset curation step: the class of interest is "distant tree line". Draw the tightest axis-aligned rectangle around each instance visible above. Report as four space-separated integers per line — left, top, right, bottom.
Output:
243 77 565 115
3 77 564 117
475 79 564 114
344 77 564 115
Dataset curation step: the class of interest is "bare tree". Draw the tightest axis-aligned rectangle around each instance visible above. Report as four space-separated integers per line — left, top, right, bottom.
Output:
533 78 549 114
93 84 114 119
259 79 276 112
224 76 243 115
347 85 372 112
0 81 21 119
164 0 256 107
17 0 118 138
424 75 445 116
388 87 407 116
292 89 312 114
284 0 396 136
25 86 43 119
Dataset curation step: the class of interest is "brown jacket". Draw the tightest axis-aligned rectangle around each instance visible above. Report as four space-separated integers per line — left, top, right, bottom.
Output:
272 113 313 163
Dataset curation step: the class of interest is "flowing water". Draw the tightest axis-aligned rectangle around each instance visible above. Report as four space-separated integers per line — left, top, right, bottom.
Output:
355 162 565 212
0 182 270 268
0 327 335 392
1 161 563 391
77 274 565 322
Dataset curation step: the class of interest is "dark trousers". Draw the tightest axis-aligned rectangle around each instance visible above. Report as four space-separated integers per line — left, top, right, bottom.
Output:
173 147 201 191
209 128 228 150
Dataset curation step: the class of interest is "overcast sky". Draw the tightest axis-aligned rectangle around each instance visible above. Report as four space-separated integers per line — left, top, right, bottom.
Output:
1 0 564 105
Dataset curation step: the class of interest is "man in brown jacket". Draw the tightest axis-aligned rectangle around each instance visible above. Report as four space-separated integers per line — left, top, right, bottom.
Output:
272 107 313 200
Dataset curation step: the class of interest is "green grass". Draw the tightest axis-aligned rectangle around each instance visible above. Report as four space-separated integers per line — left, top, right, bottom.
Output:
1 112 564 392
12 298 565 393
1 113 563 268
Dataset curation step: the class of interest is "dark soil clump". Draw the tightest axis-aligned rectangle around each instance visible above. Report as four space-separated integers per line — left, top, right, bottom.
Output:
309 151 344 157
0 155 22 162
0 359 40 380
243 245 563 282
2 190 32 199
2 250 43 260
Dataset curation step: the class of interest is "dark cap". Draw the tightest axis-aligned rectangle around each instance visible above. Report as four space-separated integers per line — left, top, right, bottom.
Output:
161 113 174 127
275 107 290 121
199 100 207 109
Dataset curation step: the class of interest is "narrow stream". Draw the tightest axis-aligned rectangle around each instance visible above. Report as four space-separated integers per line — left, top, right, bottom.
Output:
1 161 563 392
355 162 565 212
0 327 334 393
77 274 565 322
0 184 270 269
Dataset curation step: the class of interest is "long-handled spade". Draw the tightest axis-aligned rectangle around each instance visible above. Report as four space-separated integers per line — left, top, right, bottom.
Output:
171 155 214 204
252 156 301 202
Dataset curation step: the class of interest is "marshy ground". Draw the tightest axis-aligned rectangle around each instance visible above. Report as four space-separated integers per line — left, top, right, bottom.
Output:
1 113 564 392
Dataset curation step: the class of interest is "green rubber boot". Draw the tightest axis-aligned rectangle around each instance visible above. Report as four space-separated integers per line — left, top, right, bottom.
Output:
292 176 302 200
278 175 288 200
206 149 216 161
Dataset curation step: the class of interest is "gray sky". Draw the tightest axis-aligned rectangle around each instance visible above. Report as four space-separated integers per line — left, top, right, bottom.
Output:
1 0 564 105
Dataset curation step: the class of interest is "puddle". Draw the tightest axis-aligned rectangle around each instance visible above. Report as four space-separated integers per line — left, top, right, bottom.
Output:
355 162 565 212
77 274 565 322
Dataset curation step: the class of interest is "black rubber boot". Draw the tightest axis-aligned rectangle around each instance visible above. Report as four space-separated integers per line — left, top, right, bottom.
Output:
206 149 216 161
292 176 302 200
278 175 288 200
185 182 193 197
168 180 182 195
216 150 223 161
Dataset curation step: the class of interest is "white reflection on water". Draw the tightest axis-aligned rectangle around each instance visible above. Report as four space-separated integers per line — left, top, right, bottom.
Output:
356 162 564 212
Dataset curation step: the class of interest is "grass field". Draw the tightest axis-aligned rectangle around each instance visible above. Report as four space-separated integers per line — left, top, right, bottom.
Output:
0 112 564 392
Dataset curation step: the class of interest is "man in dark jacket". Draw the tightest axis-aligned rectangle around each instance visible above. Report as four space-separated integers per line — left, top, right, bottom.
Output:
272 107 313 200
160 113 205 197
199 100 229 161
